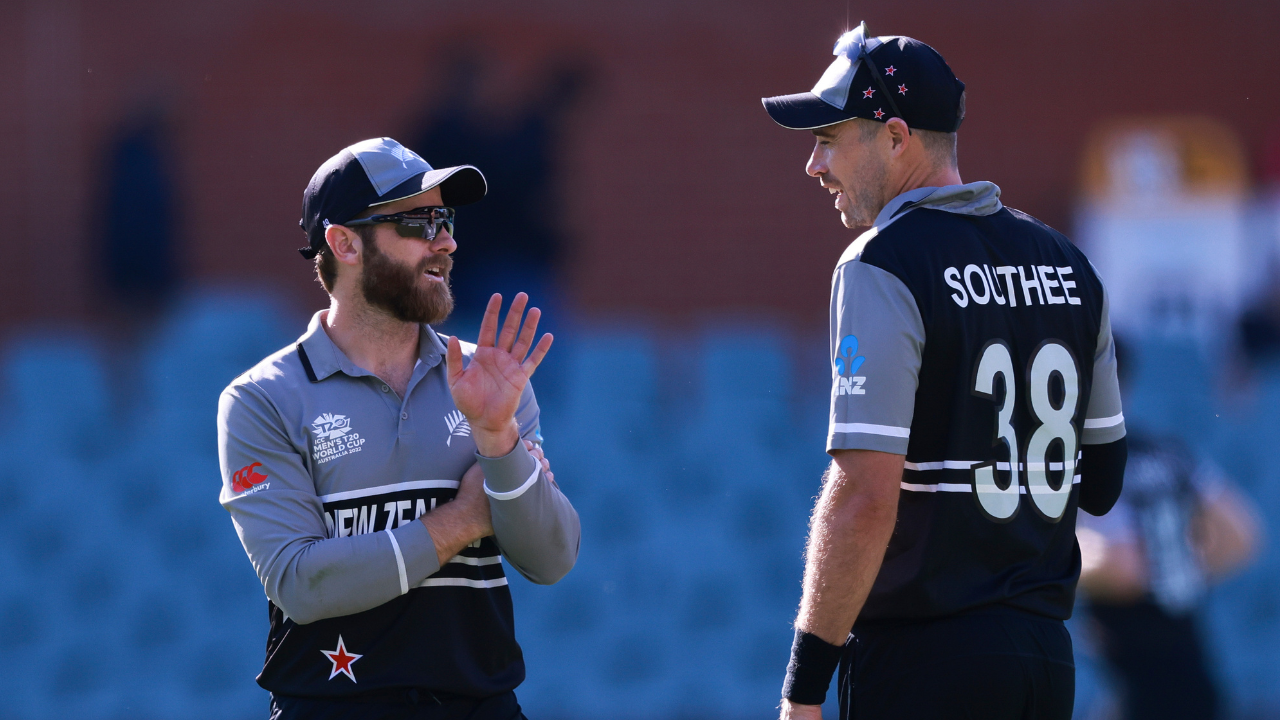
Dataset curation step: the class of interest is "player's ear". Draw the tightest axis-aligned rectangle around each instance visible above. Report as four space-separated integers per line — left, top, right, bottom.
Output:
885 117 911 155
325 224 363 268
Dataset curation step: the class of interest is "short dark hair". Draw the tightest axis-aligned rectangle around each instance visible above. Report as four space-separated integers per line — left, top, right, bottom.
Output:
916 128 958 168
856 118 958 169
314 225 377 294
858 90 963 168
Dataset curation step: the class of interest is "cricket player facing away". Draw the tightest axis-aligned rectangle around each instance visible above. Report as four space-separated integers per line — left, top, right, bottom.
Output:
762 24 1128 719
218 138 580 720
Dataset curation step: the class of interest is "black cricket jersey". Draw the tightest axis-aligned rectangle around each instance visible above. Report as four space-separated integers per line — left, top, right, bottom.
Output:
827 181 1125 621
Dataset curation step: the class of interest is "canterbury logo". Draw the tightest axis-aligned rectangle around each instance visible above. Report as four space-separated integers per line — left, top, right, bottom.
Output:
445 410 471 446
232 462 268 493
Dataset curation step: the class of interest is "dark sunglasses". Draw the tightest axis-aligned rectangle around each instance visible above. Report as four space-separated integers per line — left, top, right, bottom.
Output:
344 206 455 240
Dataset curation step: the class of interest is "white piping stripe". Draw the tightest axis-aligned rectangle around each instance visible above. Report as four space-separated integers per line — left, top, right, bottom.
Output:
905 460 977 471
419 576 509 589
485 462 541 501
1083 413 1125 429
901 481 972 493
447 555 503 567
831 423 911 438
905 453 1083 472
901 476 1082 493
320 479 458 503
1030 462 1074 471
385 530 409 595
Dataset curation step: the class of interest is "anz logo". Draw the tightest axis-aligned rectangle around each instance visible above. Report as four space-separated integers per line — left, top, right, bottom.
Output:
835 334 867 396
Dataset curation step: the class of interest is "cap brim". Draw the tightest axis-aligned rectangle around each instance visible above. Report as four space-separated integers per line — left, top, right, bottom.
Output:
374 165 488 208
762 92 857 130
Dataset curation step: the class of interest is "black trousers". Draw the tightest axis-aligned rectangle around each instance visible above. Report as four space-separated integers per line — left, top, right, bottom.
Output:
269 689 527 720
837 607 1076 720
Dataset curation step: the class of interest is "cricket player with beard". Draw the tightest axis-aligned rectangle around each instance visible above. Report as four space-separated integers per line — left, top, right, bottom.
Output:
218 138 579 720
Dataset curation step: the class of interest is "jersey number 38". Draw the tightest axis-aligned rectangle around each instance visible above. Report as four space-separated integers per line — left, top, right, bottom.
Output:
971 340 1079 523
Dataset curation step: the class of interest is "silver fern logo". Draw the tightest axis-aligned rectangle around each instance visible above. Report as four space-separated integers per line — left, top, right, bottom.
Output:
444 410 471 446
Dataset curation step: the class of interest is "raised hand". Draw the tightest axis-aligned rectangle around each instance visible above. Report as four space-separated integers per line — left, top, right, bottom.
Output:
446 293 553 457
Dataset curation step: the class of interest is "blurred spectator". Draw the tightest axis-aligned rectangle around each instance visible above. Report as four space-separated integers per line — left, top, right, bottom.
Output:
1077 338 1263 720
99 107 180 309
1238 273 1280 364
410 52 588 319
1076 119 1250 348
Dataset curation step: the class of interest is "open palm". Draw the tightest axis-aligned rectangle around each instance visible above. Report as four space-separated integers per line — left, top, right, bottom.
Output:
446 292 553 438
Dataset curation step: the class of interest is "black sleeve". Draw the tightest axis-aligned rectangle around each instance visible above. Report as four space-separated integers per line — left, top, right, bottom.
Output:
1078 436 1127 516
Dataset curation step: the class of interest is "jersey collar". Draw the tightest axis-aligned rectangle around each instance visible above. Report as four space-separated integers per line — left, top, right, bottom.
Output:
296 310 448 383
871 180 1003 232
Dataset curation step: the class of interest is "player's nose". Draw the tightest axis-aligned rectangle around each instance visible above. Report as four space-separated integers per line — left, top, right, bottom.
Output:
431 227 457 254
806 149 827 178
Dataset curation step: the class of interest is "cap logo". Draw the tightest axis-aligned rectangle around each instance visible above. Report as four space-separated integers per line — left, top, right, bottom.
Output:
389 145 417 162
348 138 434 197
811 23 883 111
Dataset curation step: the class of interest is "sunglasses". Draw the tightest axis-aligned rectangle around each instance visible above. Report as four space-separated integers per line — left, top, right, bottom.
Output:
344 206 455 241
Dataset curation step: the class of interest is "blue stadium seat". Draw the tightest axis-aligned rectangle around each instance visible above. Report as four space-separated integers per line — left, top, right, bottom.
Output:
1 336 111 460
8 307 1280 718
135 290 293 460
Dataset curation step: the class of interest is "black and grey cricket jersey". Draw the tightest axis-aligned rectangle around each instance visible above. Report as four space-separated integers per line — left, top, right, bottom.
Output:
828 181 1124 621
217 311 580 699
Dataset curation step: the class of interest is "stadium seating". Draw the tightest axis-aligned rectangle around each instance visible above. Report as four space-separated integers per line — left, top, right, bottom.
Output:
1 292 1277 718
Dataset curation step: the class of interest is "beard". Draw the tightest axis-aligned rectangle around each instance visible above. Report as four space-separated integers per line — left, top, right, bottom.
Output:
841 154 889 229
360 237 455 325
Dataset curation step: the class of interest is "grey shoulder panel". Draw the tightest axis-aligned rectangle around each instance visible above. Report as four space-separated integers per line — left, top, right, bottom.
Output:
827 260 925 455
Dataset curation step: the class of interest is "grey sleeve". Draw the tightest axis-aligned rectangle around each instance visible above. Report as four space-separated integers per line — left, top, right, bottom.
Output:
1082 285 1126 444
476 382 581 585
218 382 441 625
827 260 926 455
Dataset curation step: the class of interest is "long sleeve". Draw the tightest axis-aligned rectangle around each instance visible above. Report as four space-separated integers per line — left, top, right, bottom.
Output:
477 384 581 584
218 381 441 624
1077 436 1126 516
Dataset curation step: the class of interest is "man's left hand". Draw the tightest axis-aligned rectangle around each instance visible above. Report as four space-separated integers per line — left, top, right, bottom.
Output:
524 439 557 487
446 292 553 457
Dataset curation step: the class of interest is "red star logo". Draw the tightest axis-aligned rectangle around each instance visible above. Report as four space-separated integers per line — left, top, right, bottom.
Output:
898 84 908 95
884 65 897 76
874 108 885 119
321 635 363 682
862 87 875 99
